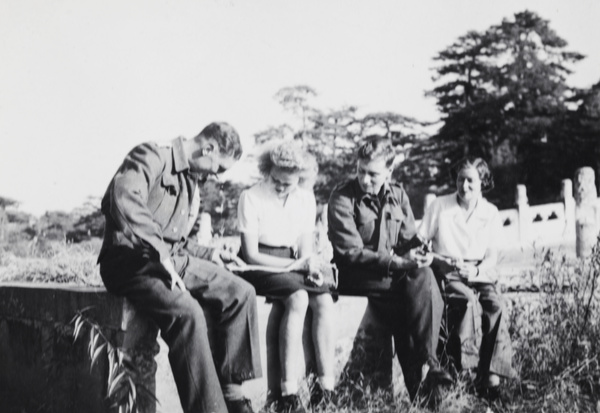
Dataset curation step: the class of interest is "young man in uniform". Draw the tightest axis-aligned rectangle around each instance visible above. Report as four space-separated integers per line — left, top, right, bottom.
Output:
327 136 452 407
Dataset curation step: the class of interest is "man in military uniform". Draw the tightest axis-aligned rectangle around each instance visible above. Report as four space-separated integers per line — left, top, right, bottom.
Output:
327 136 452 406
98 122 261 413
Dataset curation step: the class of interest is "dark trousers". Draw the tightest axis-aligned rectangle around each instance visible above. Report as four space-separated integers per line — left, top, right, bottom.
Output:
357 267 444 400
443 281 513 380
100 247 262 413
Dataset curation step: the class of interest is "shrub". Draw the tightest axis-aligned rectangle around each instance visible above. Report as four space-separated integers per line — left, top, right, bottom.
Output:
0 239 102 286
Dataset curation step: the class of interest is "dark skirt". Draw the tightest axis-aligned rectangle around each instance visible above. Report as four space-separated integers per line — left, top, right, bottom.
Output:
238 244 335 301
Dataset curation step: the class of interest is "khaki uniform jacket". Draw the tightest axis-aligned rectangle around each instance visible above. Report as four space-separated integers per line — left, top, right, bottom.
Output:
327 178 417 293
98 137 214 266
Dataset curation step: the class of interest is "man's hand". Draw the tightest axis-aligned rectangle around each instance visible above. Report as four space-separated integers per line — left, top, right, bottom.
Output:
161 257 187 292
391 248 433 271
408 248 433 268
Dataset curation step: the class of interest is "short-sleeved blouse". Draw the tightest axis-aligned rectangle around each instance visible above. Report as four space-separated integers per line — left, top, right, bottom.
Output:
237 181 316 248
419 193 501 261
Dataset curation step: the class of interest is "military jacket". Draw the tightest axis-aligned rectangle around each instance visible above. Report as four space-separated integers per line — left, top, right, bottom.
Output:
327 178 417 285
98 137 213 264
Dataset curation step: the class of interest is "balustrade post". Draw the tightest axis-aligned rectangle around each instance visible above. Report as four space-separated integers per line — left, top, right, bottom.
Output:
561 179 576 241
575 167 599 257
197 212 212 246
515 184 529 247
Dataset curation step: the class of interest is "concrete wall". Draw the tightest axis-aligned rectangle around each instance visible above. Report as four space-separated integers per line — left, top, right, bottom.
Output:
0 283 402 413
0 283 123 413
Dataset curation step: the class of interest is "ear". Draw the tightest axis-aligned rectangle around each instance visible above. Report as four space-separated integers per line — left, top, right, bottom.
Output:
386 166 394 179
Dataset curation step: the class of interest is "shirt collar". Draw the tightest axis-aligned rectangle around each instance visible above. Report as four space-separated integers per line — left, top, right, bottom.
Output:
354 179 398 206
171 136 190 173
454 193 491 220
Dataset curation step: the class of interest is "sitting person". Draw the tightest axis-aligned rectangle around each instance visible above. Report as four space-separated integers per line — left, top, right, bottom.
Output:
327 136 452 408
236 141 336 413
419 156 513 399
97 122 261 413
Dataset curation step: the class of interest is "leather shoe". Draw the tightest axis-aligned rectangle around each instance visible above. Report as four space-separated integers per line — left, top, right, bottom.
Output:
225 398 254 413
418 364 454 410
426 365 454 387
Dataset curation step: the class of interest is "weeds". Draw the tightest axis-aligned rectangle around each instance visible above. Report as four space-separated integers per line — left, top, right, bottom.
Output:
72 309 158 413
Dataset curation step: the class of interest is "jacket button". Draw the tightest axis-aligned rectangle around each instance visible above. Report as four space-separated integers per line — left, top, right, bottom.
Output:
181 210 186 215
173 227 178 232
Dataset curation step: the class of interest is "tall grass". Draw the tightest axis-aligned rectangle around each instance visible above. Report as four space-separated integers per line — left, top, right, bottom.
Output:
504 244 600 413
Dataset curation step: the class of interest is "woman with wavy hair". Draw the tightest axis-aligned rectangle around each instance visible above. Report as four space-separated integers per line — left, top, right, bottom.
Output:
237 141 336 413
419 157 513 400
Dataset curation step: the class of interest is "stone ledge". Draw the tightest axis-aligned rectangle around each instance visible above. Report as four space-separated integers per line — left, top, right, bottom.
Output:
0 283 401 413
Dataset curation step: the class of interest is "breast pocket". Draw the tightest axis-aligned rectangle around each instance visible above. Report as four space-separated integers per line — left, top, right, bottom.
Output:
148 185 178 230
386 206 406 247
357 218 376 244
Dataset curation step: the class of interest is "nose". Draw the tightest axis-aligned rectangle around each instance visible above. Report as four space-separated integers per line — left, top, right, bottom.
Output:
360 174 371 186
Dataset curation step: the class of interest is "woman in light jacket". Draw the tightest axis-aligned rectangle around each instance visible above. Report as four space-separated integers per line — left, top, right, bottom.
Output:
419 157 513 399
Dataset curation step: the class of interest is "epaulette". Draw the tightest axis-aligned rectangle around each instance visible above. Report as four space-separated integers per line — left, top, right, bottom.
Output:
331 178 355 193
389 180 406 193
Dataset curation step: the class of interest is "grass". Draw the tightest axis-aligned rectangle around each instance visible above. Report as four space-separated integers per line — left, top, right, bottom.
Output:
3 238 600 412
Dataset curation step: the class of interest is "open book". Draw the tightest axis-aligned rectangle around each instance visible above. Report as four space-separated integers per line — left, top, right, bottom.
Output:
227 255 312 274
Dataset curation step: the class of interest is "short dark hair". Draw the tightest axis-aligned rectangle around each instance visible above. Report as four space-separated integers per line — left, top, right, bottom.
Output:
197 122 243 160
357 135 396 168
450 156 494 192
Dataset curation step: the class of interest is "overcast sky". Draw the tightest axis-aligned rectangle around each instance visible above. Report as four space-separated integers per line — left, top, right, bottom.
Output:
1 0 599 216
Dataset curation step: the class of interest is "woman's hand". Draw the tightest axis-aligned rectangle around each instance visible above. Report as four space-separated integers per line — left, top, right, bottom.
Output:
305 256 324 286
285 255 312 273
455 260 478 281
212 244 246 268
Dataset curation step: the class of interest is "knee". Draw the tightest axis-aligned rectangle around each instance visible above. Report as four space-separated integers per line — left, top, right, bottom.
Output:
406 267 437 295
410 266 436 286
481 296 503 316
231 276 257 304
172 299 207 331
285 289 309 313
309 293 334 316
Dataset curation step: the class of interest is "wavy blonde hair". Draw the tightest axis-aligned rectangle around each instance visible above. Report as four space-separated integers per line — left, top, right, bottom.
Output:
257 140 318 188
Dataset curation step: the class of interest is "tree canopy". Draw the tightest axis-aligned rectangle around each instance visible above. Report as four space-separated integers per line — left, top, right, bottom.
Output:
426 10 589 206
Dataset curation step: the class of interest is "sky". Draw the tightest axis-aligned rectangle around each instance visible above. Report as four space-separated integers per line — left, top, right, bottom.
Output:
1 0 599 216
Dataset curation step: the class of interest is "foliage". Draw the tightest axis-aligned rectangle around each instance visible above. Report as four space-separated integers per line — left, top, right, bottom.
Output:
67 196 105 242
426 10 588 207
72 310 158 413
0 239 102 285
199 179 246 237
0 195 19 208
258 86 430 205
